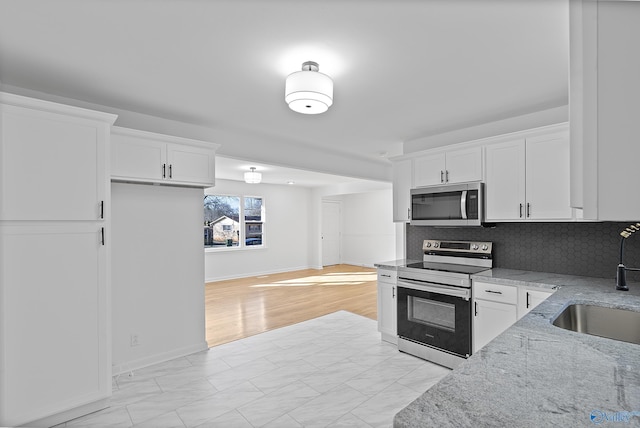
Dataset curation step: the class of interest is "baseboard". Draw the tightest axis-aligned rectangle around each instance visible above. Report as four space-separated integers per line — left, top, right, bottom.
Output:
339 261 376 268
18 397 109 428
112 341 209 376
205 265 316 283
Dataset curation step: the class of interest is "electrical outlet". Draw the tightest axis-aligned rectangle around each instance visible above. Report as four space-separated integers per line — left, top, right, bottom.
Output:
130 334 139 347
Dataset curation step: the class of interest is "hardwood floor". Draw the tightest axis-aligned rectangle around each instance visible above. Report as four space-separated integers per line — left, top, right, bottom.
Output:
204 264 378 347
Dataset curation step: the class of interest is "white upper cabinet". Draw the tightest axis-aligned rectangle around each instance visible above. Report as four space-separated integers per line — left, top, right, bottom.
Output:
485 129 572 222
392 158 413 222
0 94 114 221
525 133 572 220
111 132 166 181
111 127 219 188
413 152 445 187
485 140 526 221
413 147 482 187
166 143 216 185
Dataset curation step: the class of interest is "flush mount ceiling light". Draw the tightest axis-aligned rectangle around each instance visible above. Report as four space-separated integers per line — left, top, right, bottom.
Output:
244 167 262 184
285 61 333 114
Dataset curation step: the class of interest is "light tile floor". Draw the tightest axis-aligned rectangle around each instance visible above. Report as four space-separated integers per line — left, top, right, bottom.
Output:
60 311 450 428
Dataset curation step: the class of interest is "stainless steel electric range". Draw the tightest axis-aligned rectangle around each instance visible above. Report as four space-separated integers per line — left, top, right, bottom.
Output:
397 239 493 369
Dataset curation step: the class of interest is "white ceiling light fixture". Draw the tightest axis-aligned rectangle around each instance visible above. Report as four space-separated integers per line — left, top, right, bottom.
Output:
285 61 333 114
244 167 262 184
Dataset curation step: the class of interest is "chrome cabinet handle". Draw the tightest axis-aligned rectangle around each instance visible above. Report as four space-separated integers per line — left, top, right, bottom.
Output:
392 286 396 299
407 208 410 220
162 163 166 178
485 290 502 295
100 200 104 219
527 203 531 218
101 227 105 246
169 164 173 179
519 203 523 218
381 274 391 278
445 170 449 183
474 301 478 316
526 292 531 308
440 170 444 183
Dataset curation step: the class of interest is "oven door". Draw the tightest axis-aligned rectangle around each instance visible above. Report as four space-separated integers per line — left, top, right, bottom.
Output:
397 281 471 358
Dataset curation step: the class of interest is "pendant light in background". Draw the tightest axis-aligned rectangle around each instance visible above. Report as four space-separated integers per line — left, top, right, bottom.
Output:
244 167 262 184
285 61 333 114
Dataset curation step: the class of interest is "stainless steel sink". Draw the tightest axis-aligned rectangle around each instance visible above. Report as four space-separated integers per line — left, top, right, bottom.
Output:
552 304 640 345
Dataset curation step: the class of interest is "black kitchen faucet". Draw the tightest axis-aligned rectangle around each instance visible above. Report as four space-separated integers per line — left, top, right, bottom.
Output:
616 222 640 291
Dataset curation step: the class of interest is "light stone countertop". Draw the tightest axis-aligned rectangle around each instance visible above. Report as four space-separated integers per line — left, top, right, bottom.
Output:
374 260 421 269
392 268 640 428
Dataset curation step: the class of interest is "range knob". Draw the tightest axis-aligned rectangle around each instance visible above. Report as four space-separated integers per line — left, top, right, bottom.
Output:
425 242 432 248
481 244 488 251
433 243 439 248
472 244 479 250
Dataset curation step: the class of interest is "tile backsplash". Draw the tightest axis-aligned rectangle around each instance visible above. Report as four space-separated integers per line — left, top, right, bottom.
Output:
407 222 640 282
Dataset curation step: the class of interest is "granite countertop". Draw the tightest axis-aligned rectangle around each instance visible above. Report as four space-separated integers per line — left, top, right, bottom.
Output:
394 268 640 428
374 260 421 269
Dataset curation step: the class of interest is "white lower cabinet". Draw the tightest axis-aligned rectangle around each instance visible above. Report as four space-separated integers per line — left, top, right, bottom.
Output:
472 281 518 353
518 286 555 319
377 268 397 344
473 280 556 353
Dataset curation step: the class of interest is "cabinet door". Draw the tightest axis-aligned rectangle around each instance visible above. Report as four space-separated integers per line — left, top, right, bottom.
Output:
377 274 397 343
166 143 216 187
1 106 106 220
525 133 572 220
445 147 482 184
0 224 108 425
518 287 554 319
392 159 412 222
473 299 517 353
111 133 166 182
485 140 526 221
413 153 445 187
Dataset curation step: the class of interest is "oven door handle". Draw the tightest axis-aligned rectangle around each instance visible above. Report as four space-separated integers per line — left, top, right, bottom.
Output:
398 279 470 299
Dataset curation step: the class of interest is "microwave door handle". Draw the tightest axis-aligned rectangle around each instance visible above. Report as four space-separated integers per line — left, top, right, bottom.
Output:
460 190 468 219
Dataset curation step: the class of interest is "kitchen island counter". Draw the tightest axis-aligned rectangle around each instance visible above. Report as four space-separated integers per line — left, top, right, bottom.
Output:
394 269 640 427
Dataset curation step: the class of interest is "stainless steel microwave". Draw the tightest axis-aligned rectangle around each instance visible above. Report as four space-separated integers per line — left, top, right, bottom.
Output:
410 182 484 226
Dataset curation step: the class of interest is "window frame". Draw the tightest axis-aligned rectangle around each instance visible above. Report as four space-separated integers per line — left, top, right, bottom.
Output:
204 193 265 252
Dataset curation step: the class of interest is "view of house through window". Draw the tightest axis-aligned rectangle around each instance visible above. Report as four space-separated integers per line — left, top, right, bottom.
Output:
204 195 263 248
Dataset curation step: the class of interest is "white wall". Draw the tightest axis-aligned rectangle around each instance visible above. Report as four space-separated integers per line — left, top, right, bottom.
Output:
403 106 568 154
111 183 207 373
330 189 397 267
204 179 313 282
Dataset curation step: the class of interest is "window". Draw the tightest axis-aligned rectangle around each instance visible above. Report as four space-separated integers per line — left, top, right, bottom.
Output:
204 195 264 249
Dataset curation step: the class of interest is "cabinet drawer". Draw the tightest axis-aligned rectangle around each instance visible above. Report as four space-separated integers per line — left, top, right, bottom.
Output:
377 269 397 283
473 281 517 304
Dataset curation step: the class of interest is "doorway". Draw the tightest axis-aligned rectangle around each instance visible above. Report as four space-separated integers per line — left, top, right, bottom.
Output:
322 200 341 266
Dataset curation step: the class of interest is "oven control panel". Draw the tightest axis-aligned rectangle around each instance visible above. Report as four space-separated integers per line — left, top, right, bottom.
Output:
423 240 492 255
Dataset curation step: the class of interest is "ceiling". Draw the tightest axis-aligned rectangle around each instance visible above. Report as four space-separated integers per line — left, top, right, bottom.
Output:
0 0 569 185
215 155 389 188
